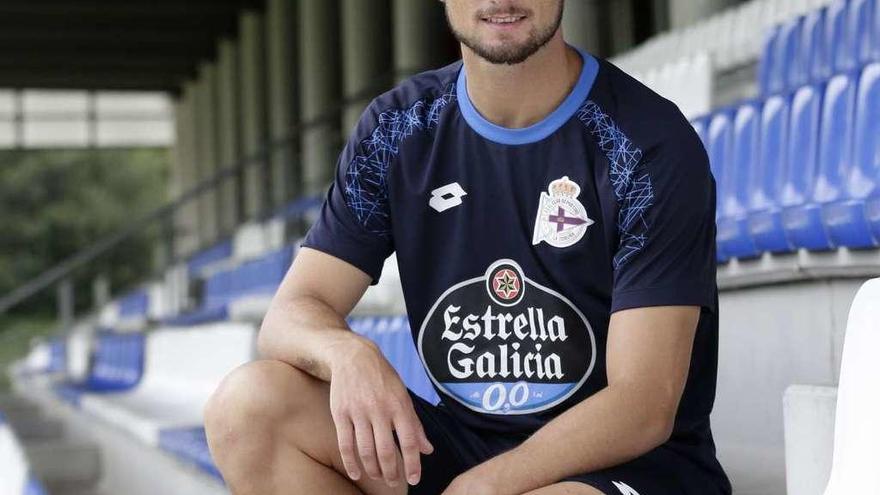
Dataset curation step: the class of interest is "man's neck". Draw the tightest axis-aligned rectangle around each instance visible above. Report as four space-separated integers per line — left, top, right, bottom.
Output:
460 34 583 129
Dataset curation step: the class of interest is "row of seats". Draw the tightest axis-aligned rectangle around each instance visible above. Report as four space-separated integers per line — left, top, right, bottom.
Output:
628 53 712 120
760 0 880 96
614 0 833 76
97 195 321 332
162 244 295 326
13 311 432 485
695 61 880 261
0 413 47 495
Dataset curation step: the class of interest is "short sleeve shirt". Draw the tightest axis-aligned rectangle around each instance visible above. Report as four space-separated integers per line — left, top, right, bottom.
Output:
302 47 720 449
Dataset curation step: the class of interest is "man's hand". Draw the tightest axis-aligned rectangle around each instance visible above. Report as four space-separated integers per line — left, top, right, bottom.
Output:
329 337 434 488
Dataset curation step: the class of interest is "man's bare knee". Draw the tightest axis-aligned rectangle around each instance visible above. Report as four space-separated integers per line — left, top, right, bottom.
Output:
204 359 320 452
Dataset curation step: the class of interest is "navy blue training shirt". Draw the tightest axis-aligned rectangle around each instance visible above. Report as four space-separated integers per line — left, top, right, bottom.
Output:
302 47 720 458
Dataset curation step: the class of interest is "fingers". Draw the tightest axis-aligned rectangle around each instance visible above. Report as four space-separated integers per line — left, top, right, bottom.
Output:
335 416 361 481
393 409 432 486
353 418 383 481
372 417 403 486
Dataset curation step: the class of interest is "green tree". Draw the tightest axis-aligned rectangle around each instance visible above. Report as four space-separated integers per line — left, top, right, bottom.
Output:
0 148 169 316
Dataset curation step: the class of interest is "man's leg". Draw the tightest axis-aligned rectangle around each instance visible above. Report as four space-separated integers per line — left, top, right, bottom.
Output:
204 359 409 495
521 481 605 494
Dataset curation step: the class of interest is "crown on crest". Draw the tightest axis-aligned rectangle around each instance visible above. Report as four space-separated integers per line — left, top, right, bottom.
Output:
548 176 581 198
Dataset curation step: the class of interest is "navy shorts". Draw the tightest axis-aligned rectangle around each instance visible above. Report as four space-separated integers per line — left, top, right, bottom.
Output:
396 389 731 495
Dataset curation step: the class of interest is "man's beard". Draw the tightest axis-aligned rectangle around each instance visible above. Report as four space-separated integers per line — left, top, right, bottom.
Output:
446 4 564 65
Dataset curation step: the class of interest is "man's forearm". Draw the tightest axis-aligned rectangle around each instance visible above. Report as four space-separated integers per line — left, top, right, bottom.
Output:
256 293 376 382
474 385 673 494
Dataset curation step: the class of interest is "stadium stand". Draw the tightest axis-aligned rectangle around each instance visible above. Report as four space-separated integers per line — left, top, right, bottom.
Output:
783 277 880 495
5 1 880 494
0 412 49 495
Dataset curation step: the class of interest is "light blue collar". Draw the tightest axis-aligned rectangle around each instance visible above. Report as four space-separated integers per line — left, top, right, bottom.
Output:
456 46 599 146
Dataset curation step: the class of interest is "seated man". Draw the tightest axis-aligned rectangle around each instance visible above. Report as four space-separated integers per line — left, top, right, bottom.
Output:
204 1 732 493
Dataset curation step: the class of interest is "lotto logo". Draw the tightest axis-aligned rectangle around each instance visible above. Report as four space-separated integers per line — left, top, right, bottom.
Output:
429 182 467 212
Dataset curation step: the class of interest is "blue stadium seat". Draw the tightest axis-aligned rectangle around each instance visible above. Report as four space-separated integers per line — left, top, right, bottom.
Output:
164 244 295 326
808 72 860 249
803 7 831 84
272 195 322 221
749 95 793 253
348 315 439 405
158 427 223 481
759 25 782 96
779 16 807 93
187 240 233 278
874 0 880 61
691 117 709 149
54 332 146 407
718 101 761 259
707 110 735 261
850 0 876 65
118 289 149 321
780 83 828 250
828 0 857 73
825 63 880 247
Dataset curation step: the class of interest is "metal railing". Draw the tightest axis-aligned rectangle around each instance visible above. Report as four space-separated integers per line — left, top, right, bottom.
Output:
0 67 422 318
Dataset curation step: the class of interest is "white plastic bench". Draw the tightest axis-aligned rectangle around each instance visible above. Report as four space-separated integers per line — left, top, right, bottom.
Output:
79 322 256 446
0 418 28 495
783 277 880 495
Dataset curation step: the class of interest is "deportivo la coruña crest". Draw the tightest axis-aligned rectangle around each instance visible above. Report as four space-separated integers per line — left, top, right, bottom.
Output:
532 176 595 248
417 259 596 415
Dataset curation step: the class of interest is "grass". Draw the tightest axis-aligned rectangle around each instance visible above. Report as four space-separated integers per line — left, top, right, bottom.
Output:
0 313 58 391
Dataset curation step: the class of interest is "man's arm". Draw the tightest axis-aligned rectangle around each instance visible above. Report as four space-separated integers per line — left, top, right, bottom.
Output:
444 305 699 495
256 246 375 381
256 246 434 487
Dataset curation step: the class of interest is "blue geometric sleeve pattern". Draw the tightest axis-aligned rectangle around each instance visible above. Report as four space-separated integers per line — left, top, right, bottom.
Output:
344 84 457 237
577 100 654 270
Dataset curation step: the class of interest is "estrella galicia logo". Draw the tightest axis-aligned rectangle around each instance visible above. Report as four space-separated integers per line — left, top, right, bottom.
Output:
417 259 596 415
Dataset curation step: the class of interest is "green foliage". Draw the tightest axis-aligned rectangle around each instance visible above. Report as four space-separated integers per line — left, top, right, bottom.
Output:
0 148 169 315
0 314 55 391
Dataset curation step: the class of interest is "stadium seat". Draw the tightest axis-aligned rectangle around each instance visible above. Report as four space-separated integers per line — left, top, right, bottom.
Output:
781 83 830 250
874 0 880 61
163 244 295 325
822 278 880 493
347 316 439 405
691 117 709 149
0 416 47 495
0 419 28 495
759 25 783 96
849 0 875 65
718 101 761 259
158 426 223 481
797 72 859 250
749 94 793 253
187 240 233 278
79 322 255 446
708 110 736 261
823 63 880 248
779 16 807 93
803 7 831 84
54 332 146 408
828 0 856 73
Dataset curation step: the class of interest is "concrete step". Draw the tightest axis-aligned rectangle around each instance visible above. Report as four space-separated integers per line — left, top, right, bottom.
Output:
26 441 102 492
11 416 65 441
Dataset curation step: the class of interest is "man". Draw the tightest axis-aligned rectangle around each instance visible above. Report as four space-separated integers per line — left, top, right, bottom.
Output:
205 1 732 494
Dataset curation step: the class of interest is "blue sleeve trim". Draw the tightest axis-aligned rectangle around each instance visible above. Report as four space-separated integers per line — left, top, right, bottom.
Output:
577 100 654 270
344 83 457 237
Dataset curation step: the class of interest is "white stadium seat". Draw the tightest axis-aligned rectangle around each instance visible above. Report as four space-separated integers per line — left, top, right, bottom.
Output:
80 322 256 446
823 278 880 494
0 420 28 495
783 278 880 495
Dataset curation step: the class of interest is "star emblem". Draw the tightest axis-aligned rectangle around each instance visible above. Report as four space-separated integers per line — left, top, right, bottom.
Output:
492 269 520 300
